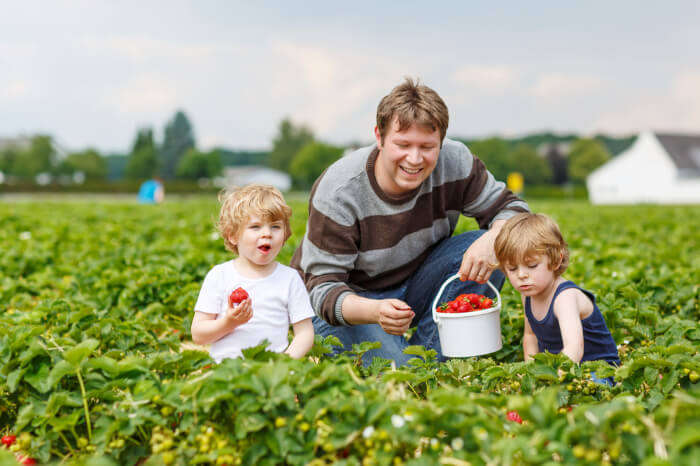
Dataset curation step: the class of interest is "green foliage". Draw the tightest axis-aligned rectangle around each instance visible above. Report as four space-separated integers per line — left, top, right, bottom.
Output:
57 149 108 180
160 111 195 180
289 142 343 189
569 138 611 183
466 137 511 181
268 119 314 172
0 200 698 465
125 128 159 180
510 143 552 185
9 135 56 178
175 149 223 180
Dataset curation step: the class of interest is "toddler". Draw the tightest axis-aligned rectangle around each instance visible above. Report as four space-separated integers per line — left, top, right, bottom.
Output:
191 184 315 361
494 213 619 380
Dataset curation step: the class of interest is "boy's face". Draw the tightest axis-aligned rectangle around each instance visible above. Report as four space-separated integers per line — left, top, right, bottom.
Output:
374 117 441 196
232 214 286 269
503 254 557 298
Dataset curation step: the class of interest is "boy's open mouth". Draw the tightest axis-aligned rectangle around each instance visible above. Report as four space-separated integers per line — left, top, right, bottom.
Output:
258 245 271 252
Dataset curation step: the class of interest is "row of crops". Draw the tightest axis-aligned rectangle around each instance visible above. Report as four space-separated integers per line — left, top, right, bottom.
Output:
0 198 698 465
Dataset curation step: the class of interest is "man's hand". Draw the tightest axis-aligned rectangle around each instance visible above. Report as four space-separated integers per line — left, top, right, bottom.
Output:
224 299 253 328
458 221 505 283
376 299 414 335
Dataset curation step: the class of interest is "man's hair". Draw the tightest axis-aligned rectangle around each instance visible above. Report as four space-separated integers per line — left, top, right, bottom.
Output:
376 77 449 144
494 213 570 275
217 184 292 254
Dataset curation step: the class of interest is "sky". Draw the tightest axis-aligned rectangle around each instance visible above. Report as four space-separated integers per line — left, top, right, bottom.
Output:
2 1 699 153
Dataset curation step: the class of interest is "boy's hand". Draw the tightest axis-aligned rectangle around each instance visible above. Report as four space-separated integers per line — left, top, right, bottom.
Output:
224 299 253 327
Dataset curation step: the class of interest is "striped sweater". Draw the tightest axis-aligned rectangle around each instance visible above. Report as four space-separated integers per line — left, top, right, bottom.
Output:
290 138 529 326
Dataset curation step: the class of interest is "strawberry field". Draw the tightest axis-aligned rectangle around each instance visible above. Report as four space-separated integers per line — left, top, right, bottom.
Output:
1 198 698 465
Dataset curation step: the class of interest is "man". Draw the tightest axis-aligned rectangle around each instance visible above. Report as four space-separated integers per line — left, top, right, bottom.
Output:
291 78 529 365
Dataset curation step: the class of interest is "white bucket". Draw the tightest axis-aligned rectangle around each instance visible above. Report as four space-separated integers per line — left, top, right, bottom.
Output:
431 274 503 358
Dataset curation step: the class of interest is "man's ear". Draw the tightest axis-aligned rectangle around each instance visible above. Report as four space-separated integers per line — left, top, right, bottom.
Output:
374 126 382 149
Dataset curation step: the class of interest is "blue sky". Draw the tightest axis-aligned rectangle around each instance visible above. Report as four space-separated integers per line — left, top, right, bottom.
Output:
2 1 699 152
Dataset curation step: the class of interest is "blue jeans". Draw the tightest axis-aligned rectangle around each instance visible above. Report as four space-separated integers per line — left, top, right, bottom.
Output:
313 230 505 366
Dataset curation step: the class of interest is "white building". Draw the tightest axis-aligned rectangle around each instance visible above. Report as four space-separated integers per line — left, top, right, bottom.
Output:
214 166 292 192
587 131 700 204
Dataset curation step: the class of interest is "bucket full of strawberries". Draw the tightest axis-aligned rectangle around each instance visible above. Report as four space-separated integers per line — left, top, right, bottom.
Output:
431 274 502 357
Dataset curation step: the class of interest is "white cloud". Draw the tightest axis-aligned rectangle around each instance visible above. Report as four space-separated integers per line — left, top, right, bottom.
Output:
82 35 236 63
530 73 604 99
451 65 518 95
593 70 700 134
105 74 179 114
268 41 395 135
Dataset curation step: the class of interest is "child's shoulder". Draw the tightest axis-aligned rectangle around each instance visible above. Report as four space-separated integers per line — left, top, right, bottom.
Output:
274 262 303 280
204 259 236 278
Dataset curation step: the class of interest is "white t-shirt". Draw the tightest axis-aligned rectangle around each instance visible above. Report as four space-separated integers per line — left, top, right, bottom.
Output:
194 261 314 362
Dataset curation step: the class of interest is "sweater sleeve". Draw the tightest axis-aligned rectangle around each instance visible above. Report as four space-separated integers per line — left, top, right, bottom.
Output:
458 144 530 228
290 178 359 327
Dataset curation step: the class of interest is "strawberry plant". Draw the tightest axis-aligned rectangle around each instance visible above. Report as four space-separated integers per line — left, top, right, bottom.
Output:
0 199 698 465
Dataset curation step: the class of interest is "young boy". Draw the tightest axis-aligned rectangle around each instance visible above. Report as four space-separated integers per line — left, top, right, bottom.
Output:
190 184 315 362
494 213 619 378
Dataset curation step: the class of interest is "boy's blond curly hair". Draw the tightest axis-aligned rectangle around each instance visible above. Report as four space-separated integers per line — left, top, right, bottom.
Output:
494 213 570 275
217 184 292 254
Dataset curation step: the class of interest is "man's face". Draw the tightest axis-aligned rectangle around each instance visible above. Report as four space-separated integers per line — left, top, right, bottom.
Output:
374 118 441 196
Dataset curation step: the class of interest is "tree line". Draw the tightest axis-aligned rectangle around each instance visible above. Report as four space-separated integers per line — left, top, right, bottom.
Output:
0 111 632 190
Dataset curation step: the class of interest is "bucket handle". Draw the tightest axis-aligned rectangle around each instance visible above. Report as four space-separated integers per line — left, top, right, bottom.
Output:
431 274 501 324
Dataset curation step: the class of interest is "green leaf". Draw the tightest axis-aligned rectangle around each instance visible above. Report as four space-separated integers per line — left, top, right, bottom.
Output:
63 338 100 367
46 360 75 392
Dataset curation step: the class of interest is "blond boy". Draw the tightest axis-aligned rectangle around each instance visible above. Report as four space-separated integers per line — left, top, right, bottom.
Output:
494 213 619 381
191 184 314 361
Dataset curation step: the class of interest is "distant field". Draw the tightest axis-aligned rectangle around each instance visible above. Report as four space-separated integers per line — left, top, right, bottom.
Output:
1 199 698 464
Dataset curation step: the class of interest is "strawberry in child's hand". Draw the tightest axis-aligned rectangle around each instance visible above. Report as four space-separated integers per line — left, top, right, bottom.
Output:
506 410 523 424
1 435 15 447
228 287 249 307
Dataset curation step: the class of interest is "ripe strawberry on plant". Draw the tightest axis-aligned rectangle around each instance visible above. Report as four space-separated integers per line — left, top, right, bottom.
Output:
1 434 15 447
506 410 523 424
228 287 249 307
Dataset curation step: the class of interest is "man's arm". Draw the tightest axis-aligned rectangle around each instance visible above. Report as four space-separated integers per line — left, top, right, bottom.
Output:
341 295 414 335
457 147 529 283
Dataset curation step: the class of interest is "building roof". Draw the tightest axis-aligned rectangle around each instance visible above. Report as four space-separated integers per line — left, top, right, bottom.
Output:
656 133 700 176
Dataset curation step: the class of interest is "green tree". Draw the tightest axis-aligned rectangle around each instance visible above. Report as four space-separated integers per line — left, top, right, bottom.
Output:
0 146 20 174
125 128 159 179
268 119 314 172
176 149 223 180
11 135 55 178
465 137 512 181
160 111 195 179
568 138 611 183
509 143 552 185
57 149 107 179
289 142 344 189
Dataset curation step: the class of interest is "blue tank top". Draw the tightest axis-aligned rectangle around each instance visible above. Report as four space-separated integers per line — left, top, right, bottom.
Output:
524 281 620 365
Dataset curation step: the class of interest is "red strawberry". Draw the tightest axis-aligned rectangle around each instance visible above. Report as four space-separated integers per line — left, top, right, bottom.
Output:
466 294 482 305
506 410 523 424
457 302 471 313
480 298 493 309
1 435 15 447
15 455 36 465
228 287 249 307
